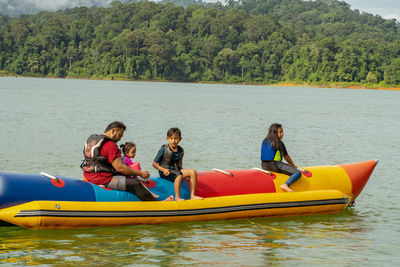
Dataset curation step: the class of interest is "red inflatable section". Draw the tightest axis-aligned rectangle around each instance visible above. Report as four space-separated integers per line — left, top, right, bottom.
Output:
339 160 378 199
195 169 276 198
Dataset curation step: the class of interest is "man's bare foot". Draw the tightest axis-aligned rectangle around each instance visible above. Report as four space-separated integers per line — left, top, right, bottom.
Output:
280 184 294 192
175 197 185 201
152 193 160 198
191 195 204 200
163 195 174 201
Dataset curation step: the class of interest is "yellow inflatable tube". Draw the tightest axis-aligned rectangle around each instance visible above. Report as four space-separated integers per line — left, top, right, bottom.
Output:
1 190 348 230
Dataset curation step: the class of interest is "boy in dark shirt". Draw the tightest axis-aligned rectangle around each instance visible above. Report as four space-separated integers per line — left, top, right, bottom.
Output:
152 128 203 201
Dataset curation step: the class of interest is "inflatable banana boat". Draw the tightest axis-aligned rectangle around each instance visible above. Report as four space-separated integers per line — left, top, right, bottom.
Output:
0 160 377 230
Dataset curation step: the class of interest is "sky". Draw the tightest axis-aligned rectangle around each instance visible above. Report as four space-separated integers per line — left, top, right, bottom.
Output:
345 0 400 21
1 0 399 21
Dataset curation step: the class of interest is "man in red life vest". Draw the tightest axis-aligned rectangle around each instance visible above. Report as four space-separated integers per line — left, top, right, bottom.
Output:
81 121 159 201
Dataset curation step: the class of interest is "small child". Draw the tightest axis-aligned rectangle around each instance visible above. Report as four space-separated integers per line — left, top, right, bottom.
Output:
152 128 203 201
121 142 161 199
120 142 141 173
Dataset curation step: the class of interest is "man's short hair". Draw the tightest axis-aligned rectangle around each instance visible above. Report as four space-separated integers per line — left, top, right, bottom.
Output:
105 121 126 133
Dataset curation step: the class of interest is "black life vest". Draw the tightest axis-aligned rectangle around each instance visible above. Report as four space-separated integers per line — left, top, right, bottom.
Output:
159 144 184 171
80 134 118 173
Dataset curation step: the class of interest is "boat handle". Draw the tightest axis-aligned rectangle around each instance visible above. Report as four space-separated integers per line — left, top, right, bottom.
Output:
298 168 310 174
137 177 150 184
251 167 272 175
212 168 233 177
40 172 60 183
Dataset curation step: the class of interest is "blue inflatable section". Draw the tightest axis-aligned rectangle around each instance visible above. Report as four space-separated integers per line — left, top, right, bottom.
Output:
92 176 191 201
0 173 191 208
91 185 140 201
147 177 190 200
0 172 96 209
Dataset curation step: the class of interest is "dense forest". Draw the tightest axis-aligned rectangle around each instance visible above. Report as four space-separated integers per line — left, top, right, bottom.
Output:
1 0 400 85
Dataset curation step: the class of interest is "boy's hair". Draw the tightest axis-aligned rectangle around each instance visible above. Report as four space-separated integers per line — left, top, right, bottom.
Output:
120 142 136 155
167 127 181 137
105 121 126 133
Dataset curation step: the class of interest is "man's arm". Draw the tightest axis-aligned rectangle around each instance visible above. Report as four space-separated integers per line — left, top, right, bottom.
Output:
112 156 150 179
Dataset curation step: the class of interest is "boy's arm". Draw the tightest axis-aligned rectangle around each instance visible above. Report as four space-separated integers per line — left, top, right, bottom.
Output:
152 161 170 176
152 146 170 175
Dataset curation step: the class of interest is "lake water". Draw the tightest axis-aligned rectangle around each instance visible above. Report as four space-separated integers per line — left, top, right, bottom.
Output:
0 77 399 266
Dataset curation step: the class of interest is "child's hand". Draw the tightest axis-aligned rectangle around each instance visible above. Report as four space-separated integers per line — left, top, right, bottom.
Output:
163 169 170 176
140 170 150 179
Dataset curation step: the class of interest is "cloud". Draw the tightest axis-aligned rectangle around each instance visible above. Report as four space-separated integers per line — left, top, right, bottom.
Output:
0 0 114 13
346 0 400 21
27 0 113 10
0 0 120 17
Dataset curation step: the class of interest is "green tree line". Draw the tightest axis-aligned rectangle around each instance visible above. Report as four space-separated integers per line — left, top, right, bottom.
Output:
1 0 400 85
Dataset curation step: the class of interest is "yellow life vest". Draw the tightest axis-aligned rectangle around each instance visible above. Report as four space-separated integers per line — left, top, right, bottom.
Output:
273 150 282 161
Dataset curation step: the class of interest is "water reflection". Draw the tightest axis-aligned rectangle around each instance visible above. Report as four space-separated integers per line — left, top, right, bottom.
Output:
0 209 370 266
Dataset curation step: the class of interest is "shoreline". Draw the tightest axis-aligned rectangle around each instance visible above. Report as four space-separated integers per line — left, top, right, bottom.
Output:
1 72 399 91
268 82 400 91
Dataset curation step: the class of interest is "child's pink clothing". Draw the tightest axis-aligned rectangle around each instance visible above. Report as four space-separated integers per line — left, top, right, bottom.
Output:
129 161 141 170
122 156 141 170
123 155 132 166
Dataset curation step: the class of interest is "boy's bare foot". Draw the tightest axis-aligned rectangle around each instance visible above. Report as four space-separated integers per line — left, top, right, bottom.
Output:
175 197 185 201
191 195 204 200
163 195 174 201
280 184 294 192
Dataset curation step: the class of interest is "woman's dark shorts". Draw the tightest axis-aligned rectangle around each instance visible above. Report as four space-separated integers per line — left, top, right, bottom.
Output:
261 161 300 176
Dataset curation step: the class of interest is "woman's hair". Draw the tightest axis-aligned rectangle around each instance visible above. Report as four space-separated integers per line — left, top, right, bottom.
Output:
120 142 136 155
167 127 181 138
264 123 282 149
